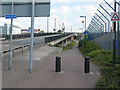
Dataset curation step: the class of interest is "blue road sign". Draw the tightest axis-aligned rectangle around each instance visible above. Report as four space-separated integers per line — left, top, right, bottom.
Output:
5 15 17 19
83 31 89 34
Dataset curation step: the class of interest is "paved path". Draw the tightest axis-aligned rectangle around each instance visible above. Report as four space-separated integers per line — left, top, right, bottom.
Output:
2 42 101 88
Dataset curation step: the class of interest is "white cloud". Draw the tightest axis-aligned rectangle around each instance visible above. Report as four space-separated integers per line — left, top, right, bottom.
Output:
53 0 72 3
53 0 102 3
85 5 97 16
0 0 105 33
51 5 82 15
51 8 58 14
61 6 70 14
73 6 81 12
51 6 70 15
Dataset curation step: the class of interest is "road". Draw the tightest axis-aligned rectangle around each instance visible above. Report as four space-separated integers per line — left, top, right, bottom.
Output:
0 34 62 51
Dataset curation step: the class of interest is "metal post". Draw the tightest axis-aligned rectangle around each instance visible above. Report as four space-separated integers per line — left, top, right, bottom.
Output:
55 56 61 72
8 2 14 70
59 21 61 30
91 21 100 38
95 14 107 50
117 21 119 54
92 19 102 39
118 1 120 54
93 16 104 47
47 17 49 33
97 9 111 50
54 18 56 33
84 56 90 73
85 16 86 31
80 16 86 32
29 0 35 72
92 18 104 38
113 0 117 66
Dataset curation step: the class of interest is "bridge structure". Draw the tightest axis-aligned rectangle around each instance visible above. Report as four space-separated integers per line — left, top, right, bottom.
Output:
1 33 75 57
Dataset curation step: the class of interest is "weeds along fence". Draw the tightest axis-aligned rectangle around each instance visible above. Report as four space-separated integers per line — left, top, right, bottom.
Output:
88 32 120 52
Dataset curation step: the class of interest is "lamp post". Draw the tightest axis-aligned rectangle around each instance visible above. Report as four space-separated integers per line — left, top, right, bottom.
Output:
113 0 117 67
80 16 86 32
47 17 49 33
79 28 84 46
54 18 56 33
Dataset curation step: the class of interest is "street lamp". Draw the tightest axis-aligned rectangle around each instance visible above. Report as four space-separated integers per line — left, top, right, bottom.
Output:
80 16 86 32
53 18 56 33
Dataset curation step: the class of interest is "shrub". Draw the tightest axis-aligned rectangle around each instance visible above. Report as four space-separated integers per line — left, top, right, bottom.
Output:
54 44 62 48
63 41 76 51
97 66 120 88
55 41 76 51
79 40 100 55
78 40 120 88
87 50 113 67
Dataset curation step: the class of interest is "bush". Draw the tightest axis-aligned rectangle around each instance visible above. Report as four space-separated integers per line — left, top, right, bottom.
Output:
55 41 76 51
63 41 76 51
76 34 80 40
54 44 62 48
87 50 113 67
78 40 120 88
97 66 120 88
117 53 120 64
79 40 100 55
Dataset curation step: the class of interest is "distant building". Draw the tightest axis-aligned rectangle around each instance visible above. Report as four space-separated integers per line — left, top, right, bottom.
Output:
21 29 29 34
61 23 65 34
0 26 3 35
1 23 21 35
21 28 40 34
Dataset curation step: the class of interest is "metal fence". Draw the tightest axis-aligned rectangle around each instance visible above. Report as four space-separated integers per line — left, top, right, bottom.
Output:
87 0 120 54
45 33 72 43
2 33 61 40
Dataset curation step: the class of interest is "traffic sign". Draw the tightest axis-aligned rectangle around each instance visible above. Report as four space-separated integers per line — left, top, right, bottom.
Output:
111 12 119 21
5 15 17 19
1 1 50 17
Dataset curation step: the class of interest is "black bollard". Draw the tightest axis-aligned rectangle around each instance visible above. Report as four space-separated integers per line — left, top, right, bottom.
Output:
84 56 90 73
55 56 61 72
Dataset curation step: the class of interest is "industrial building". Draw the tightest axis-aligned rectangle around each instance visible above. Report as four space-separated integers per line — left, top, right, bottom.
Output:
1 23 21 35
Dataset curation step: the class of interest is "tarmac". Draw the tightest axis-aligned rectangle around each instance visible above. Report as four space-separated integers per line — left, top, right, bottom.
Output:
2 42 101 88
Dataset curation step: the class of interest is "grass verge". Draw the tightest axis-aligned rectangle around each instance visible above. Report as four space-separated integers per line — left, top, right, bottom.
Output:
55 41 76 51
78 40 120 88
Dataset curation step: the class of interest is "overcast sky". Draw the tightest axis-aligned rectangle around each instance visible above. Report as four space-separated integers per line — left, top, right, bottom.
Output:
0 0 116 33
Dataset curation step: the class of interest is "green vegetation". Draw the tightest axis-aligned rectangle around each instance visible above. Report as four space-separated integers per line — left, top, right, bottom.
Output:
78 40 101 55
40 30 44 33
54 44 62 48
76 34 80 40
57 30 62 33
62 41 76 51
78 40 120 88
55 41 76 51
